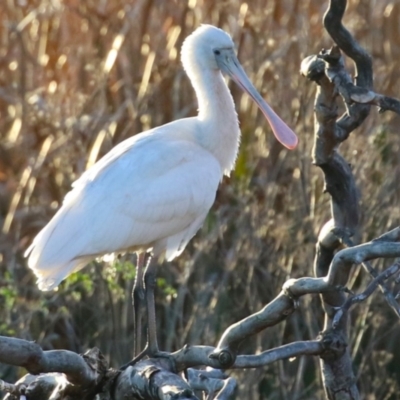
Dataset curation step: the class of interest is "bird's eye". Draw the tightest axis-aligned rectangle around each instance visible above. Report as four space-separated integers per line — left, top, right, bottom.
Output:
213 49 221 55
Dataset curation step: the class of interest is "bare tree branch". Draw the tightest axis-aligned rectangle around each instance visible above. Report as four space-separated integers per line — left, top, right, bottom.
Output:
0 337 101 387
115 359 197 400
343 228 400 319
323 0 373 85
333 261 400 327
0 379 21 397
301 50 400 117
327 240 400 284
0 337 197 400
2 222 400 399
297 1 400 399
373 226 400 242
232 340 324 369
5 373 71 400
301 1 373 398
171 340 326 371
323 0 372 138
360 260 400 318
186 368 236 400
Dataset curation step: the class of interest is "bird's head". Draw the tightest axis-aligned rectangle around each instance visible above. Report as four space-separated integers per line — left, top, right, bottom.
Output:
181 24 235 72
181 25 298 150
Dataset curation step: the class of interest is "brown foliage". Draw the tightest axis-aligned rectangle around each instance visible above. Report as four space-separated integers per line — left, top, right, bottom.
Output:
0 0 399 398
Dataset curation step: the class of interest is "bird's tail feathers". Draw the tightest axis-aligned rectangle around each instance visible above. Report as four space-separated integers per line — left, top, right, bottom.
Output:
30 257 90 291
25 200 92 290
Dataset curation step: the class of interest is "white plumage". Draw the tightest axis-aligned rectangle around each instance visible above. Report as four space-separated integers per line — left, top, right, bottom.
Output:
26 25 297 291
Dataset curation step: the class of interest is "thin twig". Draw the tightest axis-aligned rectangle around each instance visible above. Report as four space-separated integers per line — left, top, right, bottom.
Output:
333 261 400 327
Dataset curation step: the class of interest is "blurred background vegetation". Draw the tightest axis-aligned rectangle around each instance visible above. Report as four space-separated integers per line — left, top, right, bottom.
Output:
0 0 400 398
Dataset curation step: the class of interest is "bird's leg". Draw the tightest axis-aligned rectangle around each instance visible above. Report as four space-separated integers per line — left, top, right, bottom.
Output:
120 256 161 370
132 253 146 357
143 255 159 355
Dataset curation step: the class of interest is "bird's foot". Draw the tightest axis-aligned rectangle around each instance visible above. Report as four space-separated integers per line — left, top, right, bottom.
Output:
119 345 171 370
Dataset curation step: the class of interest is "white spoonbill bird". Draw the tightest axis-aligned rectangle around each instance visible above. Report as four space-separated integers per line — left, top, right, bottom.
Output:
25 25 298 359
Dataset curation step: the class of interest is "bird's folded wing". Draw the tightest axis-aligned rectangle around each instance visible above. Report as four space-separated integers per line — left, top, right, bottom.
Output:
26 133 222 277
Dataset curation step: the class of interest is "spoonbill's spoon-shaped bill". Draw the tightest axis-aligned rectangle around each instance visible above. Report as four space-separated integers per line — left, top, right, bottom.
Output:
215 49 298 150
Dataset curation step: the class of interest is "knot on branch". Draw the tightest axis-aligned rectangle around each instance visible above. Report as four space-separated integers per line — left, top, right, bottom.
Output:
209 348 236 369
319 46 342 65
301 46 345 85
82 348 108 374
81 348 119 398
281 281 302 310
300 55 325 82
318 329 347 361
330 227 354 247
318 220 340 250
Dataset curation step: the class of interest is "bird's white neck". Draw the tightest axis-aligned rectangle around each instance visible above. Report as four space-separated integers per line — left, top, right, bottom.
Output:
190 67 240 176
